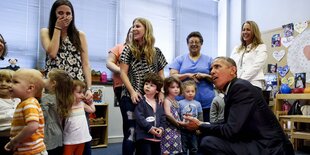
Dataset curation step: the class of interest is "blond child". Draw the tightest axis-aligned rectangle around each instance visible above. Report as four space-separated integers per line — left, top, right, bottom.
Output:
4 69 46 155
179 80 203 155
62 80 95 155
0 69 21 155
161 76 183 155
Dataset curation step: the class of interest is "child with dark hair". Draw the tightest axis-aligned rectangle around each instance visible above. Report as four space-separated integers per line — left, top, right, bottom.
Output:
134 73 166 155
161 76 183 155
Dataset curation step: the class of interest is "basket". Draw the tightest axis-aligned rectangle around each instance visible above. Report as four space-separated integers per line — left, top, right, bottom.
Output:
91 138 100 146
89 117 105 125
92 75 101 82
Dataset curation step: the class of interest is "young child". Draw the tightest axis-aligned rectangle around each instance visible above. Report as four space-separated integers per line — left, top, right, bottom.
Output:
161 76 183 155
63 80 95 155
40 69 73 154
4 69 46 155
0 69 20 155
179 80 203 155
134 73 166 155
210 88 225 124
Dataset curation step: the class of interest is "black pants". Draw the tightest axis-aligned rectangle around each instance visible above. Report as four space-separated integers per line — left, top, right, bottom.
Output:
114 86 122 106
198 136 294 155
181 130 198 155
120 96 136 155
47 146 63 155
135 139 160 155
202 108 210 122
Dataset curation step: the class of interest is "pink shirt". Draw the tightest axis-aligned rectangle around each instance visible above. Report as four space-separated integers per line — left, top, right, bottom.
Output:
109 44 125 88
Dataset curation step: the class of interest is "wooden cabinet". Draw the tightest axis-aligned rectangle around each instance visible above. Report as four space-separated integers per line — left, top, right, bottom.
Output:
90 103 108 148
275 93 310 149
278 115 310 149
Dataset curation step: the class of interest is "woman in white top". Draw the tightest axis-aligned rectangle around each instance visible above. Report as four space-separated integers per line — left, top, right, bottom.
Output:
231 20 267 90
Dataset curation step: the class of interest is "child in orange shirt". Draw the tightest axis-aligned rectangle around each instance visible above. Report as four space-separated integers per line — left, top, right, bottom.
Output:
4 69 46 155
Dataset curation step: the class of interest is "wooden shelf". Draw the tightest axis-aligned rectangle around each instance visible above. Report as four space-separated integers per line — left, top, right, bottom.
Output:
278 115 310 150
274 93 310 112
94 103 108 106
292 131 310 140
276 94 310 100
275 94 310 150
90 124 107 127
91 144 108 148
90 103 108 148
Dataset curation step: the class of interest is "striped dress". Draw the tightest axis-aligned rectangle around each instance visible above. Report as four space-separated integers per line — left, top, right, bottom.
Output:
10 97 45 155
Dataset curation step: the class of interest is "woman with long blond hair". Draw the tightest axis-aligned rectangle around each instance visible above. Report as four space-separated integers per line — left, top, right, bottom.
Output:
119 17 167 155
231 20 267 90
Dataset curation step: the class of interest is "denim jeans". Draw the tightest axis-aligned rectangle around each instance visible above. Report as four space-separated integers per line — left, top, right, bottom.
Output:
181 130 198 155
120 96 136 155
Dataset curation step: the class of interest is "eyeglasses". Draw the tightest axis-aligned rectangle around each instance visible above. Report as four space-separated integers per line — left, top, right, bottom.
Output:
0 34 6 45
188 41 201 45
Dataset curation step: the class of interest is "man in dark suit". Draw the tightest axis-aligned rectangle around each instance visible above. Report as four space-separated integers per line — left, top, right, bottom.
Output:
180 57 294 155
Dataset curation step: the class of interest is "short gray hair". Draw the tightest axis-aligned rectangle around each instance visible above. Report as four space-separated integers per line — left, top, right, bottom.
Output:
213 56 236 67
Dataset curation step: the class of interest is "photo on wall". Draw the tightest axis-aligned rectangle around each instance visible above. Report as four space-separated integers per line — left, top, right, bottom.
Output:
91 85 105 104
267 64 277 73
271 34 281 47
295 73 306 88
282 23 294 38
264 74 277 98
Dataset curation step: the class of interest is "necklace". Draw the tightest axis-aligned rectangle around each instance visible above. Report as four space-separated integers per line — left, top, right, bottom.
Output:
167 97 179 108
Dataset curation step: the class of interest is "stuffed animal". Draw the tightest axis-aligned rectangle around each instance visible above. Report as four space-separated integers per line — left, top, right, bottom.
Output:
4 58 20 71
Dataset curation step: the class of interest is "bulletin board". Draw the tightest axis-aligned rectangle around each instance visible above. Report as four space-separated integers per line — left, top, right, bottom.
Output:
262 21 310 88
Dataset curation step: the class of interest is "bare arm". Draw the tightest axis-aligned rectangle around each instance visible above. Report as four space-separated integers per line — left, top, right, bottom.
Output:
120 62 141 103
40 28 61 59
84 100 96 113
157 69 165 103
79 31 93 100
5 121 39 151
163 99 179 127
170 68 195 81
194 73 213 82
158 69 165 80
106 52 120 73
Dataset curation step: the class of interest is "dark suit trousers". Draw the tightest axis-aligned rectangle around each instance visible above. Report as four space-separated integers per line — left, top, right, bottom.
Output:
198 136 294 155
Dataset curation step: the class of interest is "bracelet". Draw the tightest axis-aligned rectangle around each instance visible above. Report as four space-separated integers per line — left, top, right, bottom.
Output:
87 87 92 91
54 26 62 31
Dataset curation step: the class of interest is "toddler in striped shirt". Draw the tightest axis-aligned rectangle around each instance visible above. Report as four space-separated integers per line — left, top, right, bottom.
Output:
4 69 46 155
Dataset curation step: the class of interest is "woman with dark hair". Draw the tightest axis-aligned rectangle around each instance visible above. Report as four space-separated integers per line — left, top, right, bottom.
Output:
40 0 92 100
169 31 214 122
40 0 92 154
0 34 8 60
